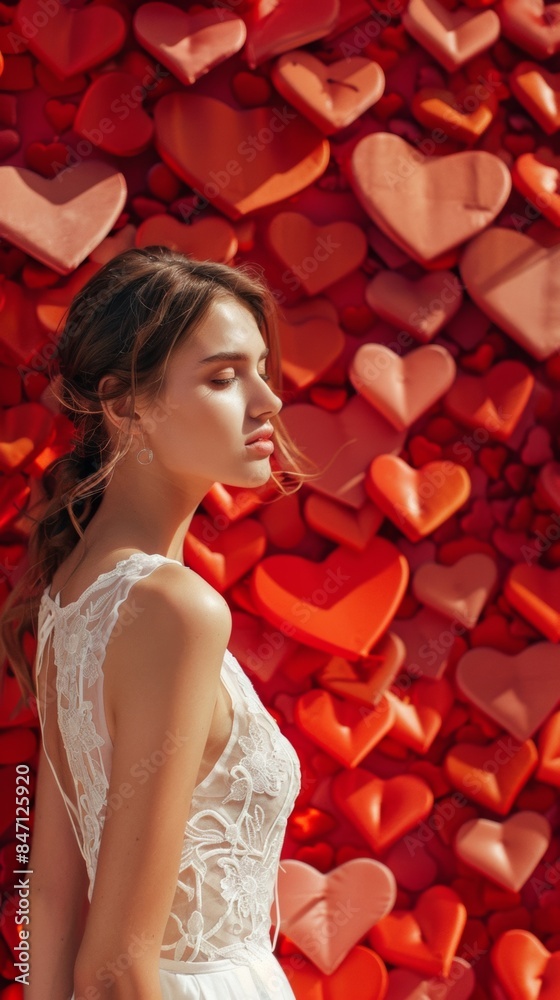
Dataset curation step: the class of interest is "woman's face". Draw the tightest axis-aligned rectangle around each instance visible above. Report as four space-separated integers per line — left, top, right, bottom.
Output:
140 295 283 491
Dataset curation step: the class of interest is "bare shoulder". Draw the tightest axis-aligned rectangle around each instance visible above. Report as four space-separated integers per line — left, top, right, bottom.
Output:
127 561 231 637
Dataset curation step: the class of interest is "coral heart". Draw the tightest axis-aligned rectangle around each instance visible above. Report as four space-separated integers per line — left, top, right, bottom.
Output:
491 930 560 1000
183 515 266 593
512 149 560 227
279 945 388 1000
281 397 406 509
317 633 405 707
460 228 560 360
133 3 246 85
350 343 457 431
505 565 560 643
456 642 560 741
411 86 497 144
303 494 383 551
385 958 476 1000
136 215 238 263
386 677 454 754
0 163 126 274
154 94 330 220
443 359 535 442
276 859 396 974
271 51 385 134
295 689 395 767
332 768 434 853
14 0 126 79
266 212 368 295
369 886 467 977
74 73 154 157
412 553 497 627
510 62 560 135
250 536 409 660
366 455 471 542
349 133 511 263
277 316 345 389
243 0 340 68
365 270 463 342
496 0 560 58
454 811 551 891
402 0 501 71
444 737 538 815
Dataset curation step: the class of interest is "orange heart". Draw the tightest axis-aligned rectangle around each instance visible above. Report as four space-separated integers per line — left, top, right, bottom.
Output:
74 72 154 157
411 86 497 144
295 689 395 767
0 164 127 274
512 148 560 227
183 515 267 593
350 343 457 431
350 133 511 263
271 51 385 134
497 0 560 58
491 930 560 1000
444 737 538 815
303 494 383 551
266 212 367 296
537 711 560 787
505 564 560 642
276 859 396 974
368 885 467 978
332 768 434 853
277 316 344 389
154 94 330 220
365 269 464 342
386 677 454 754
454 811 551 892
443 359 535 442
14 0 126 79
317 633 405 708
282 397 406 509
456 642 560 741
402 0 501 71
136 215 238 264
132 4 246 85
250 536 409 660
412 554 498 627
460 228 560 360
243 0 340 68
510 62 560 136
279 945 388 1000
366 455 471 542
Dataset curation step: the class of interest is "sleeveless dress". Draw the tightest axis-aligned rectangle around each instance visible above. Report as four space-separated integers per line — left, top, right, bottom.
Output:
33 551 302 1000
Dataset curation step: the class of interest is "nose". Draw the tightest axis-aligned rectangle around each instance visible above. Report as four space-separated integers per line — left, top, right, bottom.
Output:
251 376 283 419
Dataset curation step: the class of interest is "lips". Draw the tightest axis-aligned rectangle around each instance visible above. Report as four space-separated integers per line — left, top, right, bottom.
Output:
246 425 274 445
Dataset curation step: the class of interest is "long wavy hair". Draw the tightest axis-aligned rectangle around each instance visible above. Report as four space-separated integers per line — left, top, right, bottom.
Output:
0 246 311 712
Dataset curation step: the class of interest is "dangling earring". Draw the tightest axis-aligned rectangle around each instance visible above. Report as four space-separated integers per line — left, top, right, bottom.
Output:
136 427 154 465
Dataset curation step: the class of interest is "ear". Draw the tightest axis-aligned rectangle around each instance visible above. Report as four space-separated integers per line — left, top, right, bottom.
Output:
98 374 140 439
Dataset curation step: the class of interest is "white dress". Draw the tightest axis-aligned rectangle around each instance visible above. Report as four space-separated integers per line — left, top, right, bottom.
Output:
34 552 302 999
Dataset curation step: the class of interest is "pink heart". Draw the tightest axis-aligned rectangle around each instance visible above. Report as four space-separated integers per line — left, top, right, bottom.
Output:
276 858 396 974
14 0 126 79
386 958 476 1000
456 642 560 741
412 553 498 627
243 0 340 68
454 811 551 891
365 270 464 342
350 133 511 263
350 343 456 431
133 3 246 85
402 0 501 71
0 163 127 274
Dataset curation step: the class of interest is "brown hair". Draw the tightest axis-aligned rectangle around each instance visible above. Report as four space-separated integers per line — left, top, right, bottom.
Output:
0 246 311 712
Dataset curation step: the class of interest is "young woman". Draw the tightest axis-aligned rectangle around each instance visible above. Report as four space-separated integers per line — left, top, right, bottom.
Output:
2 247 305 1000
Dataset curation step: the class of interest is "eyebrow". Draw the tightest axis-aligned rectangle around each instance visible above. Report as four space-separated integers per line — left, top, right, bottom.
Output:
197 348 270 365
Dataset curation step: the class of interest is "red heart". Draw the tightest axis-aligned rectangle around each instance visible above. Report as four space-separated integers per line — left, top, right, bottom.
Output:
25 140 70 178
250 536 409 660
350 133 511 263
277 316 345 389
496 0 560 58
385 958 476 1000
183 515 267 593
0 402 54 473
412 553 498 627
386 677 454 754
332 768 434 853
402 0 501 71
154 94 330 220
0 163 127 274
303 494 383 551
454 811 551 892
491 930 560 1000
133 4 246 85
44 99 76 133
510 62 560 135
369 885 467 977
365 269 463 342
276 859 396 973
243 0 340 68
536 460 560 514
0 129 19 158
537 711 560 787
366 455 471 542
74 73 154 157
512 148 560 228
456 642 560 741
267 212 368 296
231 71 272 107
295 690 395 767
14 0 126 79
443 359 535 443
279 945 388 1000
505 564 560 643
136 215 238 264
444 737 538 815
317 633 405 707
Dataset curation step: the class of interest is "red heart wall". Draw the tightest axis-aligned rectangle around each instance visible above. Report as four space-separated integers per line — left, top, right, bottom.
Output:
0 0 560 997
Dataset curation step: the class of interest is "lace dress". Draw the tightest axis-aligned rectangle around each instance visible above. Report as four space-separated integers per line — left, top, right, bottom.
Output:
33 552 302 999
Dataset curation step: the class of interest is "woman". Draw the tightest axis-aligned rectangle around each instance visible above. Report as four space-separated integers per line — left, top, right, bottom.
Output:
2 247 306 1000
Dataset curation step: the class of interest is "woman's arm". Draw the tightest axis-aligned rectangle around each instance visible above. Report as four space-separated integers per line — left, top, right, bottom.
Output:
73 565 231 1000
24 742 90 1000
